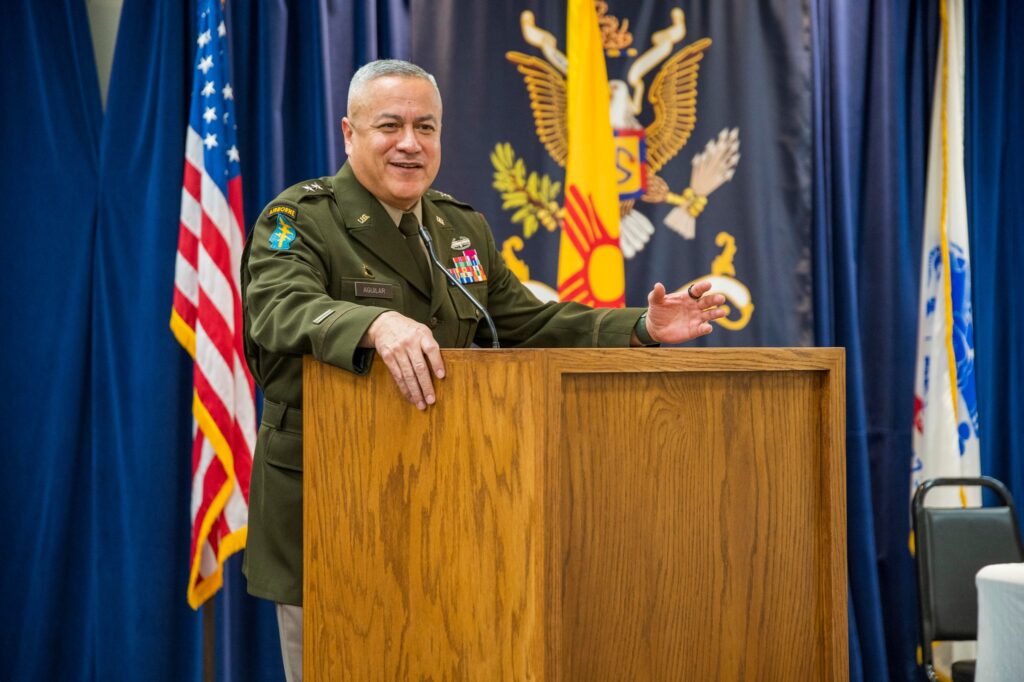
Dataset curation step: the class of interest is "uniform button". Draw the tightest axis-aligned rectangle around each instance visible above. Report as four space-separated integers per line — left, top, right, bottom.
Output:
428 316 439 328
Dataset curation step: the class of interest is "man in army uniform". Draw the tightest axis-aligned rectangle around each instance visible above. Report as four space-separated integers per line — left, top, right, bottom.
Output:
241 59 725 680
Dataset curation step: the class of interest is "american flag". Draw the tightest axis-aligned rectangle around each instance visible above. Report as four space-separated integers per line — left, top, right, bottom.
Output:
171 0 256 610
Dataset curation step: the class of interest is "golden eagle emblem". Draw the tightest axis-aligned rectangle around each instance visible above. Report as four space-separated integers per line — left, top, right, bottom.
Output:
492 3 753 330
501 5 740 258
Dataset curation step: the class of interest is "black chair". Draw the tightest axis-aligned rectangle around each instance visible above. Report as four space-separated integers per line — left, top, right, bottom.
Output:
912 476 1024 682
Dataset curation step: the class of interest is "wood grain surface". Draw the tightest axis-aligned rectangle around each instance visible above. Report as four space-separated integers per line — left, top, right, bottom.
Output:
306 351 545 680
304 348 846 681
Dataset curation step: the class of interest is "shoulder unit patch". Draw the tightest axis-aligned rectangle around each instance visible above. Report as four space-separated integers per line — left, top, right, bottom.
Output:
269 214 297 251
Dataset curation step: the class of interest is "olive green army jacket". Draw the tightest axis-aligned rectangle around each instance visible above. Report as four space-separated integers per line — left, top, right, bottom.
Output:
241 162 643 605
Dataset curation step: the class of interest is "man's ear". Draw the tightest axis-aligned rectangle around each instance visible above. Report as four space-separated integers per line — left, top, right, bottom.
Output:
341 117 354 152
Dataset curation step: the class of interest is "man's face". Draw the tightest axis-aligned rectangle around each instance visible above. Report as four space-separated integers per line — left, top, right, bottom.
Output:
342 76 442 210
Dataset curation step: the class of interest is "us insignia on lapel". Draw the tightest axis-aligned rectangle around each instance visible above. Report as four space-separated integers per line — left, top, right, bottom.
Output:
449 249 487 284
269 214 297 251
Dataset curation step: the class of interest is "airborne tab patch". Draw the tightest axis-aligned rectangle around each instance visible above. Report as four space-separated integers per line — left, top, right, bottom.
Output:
269 214 297 251
266 204 297 220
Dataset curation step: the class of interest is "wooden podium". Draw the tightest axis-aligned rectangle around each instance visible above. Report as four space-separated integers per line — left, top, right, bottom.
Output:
304 348 847 680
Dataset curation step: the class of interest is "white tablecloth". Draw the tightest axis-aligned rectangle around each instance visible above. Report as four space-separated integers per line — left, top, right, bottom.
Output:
975 562 1024 682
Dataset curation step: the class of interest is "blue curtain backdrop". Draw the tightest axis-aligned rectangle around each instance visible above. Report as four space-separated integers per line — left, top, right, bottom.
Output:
811 0 938 680
968 1 1024 530
0 0 106 674
0 0 202 679
0 0 407 680
2 0 1022 680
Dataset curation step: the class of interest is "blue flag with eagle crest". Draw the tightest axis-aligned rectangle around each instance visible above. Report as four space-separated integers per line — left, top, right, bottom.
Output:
412 0 812 345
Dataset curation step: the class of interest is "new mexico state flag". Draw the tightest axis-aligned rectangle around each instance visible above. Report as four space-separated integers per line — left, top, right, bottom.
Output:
557 0 625 308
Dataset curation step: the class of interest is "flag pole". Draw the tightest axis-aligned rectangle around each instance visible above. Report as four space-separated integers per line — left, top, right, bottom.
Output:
203 601 215 682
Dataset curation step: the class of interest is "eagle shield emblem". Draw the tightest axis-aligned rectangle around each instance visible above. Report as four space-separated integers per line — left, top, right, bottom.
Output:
492 2 754 330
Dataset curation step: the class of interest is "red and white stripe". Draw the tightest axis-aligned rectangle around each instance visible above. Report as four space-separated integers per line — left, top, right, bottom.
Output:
172 126 256 609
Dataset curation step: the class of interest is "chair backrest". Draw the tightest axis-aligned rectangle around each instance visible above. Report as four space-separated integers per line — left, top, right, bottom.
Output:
913 477 1024 670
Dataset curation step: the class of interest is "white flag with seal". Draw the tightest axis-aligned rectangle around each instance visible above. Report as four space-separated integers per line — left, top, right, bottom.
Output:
910 0 979 674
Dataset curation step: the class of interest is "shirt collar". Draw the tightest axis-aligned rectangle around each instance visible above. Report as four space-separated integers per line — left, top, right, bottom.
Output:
377 199 423 228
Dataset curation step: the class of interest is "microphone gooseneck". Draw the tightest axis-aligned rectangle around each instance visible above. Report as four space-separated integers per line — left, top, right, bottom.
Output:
418 225 500 349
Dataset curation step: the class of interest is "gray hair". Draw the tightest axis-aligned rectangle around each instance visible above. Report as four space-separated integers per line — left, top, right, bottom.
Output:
347 60 441 115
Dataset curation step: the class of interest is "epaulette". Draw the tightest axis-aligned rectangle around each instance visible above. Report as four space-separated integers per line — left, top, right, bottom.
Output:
292 178 334 201
274 177 334 203
425 188 473 210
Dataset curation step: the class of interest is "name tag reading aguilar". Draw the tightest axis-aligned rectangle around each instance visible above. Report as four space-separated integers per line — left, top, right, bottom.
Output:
354 281 394 299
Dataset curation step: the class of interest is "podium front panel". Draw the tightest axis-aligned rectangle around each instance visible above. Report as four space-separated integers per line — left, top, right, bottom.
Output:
304 348 846 681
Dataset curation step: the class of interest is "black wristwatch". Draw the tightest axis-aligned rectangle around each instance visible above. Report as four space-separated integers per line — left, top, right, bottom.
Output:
634 312 659 346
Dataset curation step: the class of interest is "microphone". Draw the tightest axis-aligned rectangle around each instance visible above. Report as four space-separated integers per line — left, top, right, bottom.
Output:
418 225 500 349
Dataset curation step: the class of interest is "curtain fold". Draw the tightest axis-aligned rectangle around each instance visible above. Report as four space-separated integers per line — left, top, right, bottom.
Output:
968 1 1024 515
89 0 201 678
0 1 104 679
811 1 937 680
